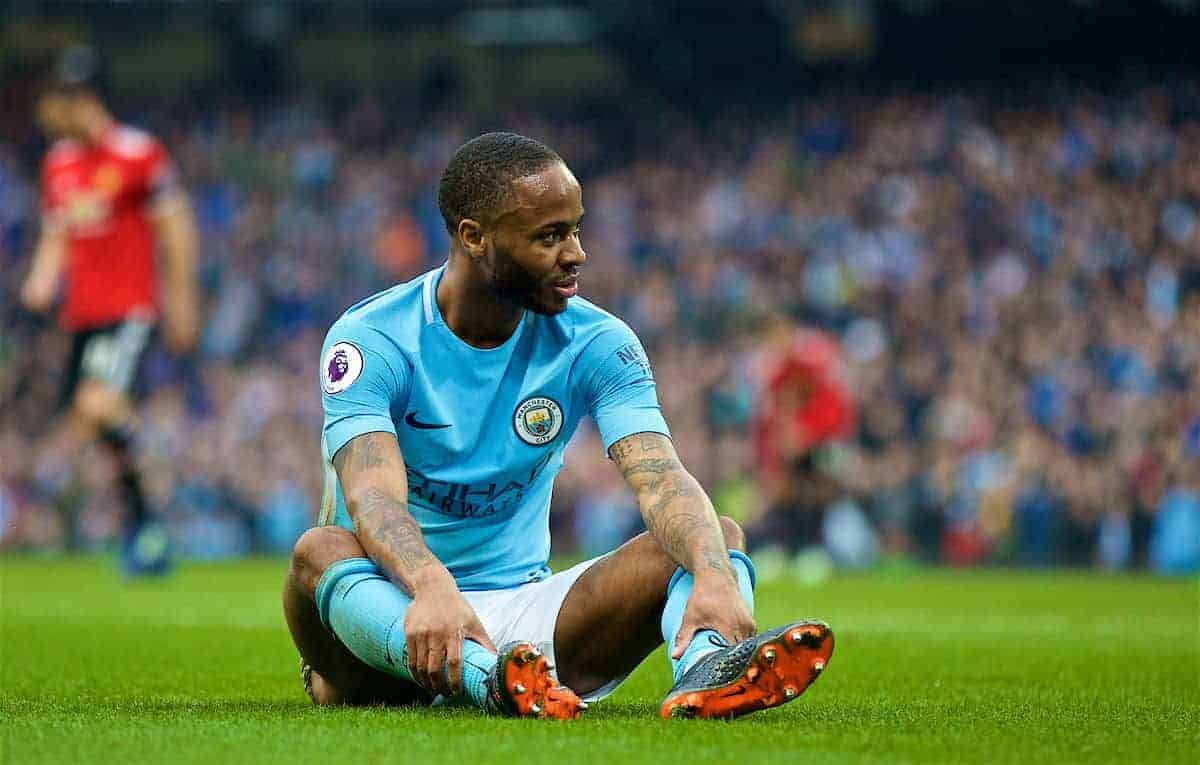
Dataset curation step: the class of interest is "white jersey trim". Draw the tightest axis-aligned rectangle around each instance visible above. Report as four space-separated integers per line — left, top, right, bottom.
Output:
422 269 436 325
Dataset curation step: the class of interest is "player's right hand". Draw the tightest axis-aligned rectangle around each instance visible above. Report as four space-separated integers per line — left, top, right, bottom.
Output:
673 573 757 660
19 272 56 313
404 584 497 698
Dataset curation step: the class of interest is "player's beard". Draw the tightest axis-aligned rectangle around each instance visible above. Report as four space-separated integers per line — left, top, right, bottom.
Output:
487 243 561 315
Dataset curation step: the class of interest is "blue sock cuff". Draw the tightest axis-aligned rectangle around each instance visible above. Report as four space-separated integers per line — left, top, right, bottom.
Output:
666 565 688 594
314 557 379 630
665 550 756 596
729 549 757 590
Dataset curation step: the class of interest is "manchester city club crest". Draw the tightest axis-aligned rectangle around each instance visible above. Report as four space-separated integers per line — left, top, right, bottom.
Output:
513 396 564 446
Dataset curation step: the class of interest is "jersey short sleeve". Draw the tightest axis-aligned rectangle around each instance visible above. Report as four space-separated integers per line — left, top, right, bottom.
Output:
577 319 671 455
319 320 410 460
141 140 182 210
104 128 178 211
121 132 179 211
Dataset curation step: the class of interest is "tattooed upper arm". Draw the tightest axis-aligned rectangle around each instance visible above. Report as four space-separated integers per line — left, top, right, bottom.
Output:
331 431 410 513
332 431 400 478
609 431 683 493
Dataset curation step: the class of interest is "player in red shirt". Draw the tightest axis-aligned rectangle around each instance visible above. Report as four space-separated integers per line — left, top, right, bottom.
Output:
20 50 198 575
754 321 857 480
749 316 857 554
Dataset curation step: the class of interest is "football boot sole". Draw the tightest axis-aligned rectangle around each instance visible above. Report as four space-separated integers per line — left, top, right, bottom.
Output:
488 641 587 720
659 620 834 720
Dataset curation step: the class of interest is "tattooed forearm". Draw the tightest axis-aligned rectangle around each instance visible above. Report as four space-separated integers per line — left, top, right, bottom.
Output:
610 432 735 580
641 471 734 576
334 432 452 594
618 456 678 484
354 487 435 574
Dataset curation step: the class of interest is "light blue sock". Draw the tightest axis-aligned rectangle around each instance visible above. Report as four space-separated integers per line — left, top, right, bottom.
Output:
314 557 495 708
661 550 757 683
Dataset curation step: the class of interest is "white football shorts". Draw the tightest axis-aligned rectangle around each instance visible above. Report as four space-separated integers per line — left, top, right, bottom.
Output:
463 554 628 703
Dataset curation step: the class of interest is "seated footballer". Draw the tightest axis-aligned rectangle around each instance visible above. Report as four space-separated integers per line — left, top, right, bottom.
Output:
284 132 834 720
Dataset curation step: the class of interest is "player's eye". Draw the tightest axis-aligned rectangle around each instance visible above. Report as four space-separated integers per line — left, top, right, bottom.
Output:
539 223 581 246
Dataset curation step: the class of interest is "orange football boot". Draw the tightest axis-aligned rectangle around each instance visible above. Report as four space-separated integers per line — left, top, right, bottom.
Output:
485 641 587 720
659 620 834 719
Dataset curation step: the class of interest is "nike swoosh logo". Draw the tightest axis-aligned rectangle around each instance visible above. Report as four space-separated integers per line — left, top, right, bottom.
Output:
405 412 452 430
706 633 731 649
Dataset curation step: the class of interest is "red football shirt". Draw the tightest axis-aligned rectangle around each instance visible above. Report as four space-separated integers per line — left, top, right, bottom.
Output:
754 329 857 475
41 125 175 330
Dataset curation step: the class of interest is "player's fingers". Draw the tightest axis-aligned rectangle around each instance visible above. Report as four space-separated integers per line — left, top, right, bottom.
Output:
415 637 439 693
672 623 696 659
427 642 450 697
406 636 426 688
741 616 758 642
445 637 464 697
414 645 433 693
719 617 743 644
420 643 439 695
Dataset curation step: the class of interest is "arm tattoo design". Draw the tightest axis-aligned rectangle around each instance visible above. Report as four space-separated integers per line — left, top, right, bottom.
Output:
611 432 734 578
609 431 667 463
354 437 390 470
333 433 438 584
333 433 392 473
354 487 434 572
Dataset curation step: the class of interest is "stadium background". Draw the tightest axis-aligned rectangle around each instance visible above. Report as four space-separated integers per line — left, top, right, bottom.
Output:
1 0 1199 574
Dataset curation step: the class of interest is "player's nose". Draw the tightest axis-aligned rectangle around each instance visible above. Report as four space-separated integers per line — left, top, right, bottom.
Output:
561 236 586 268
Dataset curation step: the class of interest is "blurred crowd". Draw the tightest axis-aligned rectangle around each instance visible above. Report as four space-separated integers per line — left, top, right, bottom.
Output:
2 81 1198 571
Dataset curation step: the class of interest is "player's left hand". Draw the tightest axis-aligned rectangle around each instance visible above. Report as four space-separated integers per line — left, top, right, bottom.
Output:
672 573 757 659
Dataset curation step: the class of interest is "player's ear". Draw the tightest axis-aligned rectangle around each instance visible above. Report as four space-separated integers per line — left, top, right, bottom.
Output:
457 218 486 259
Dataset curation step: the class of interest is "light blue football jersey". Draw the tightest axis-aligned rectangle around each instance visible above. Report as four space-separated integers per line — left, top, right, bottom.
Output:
318 264 670 591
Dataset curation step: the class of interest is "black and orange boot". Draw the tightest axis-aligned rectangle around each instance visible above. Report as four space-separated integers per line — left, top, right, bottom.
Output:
484 641 587 720
659 620 834 720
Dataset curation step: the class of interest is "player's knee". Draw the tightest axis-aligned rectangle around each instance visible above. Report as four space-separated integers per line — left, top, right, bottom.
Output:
718 516 746 552
290 526 359 593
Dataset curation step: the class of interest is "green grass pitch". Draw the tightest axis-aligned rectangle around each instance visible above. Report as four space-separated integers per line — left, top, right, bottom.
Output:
2 557 1196 764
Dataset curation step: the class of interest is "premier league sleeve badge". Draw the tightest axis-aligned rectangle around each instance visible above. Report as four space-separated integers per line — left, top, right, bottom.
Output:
321 342 364 394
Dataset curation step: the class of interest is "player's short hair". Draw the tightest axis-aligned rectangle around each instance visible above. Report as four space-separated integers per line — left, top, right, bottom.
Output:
39 45 106 102
437 132 562 235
